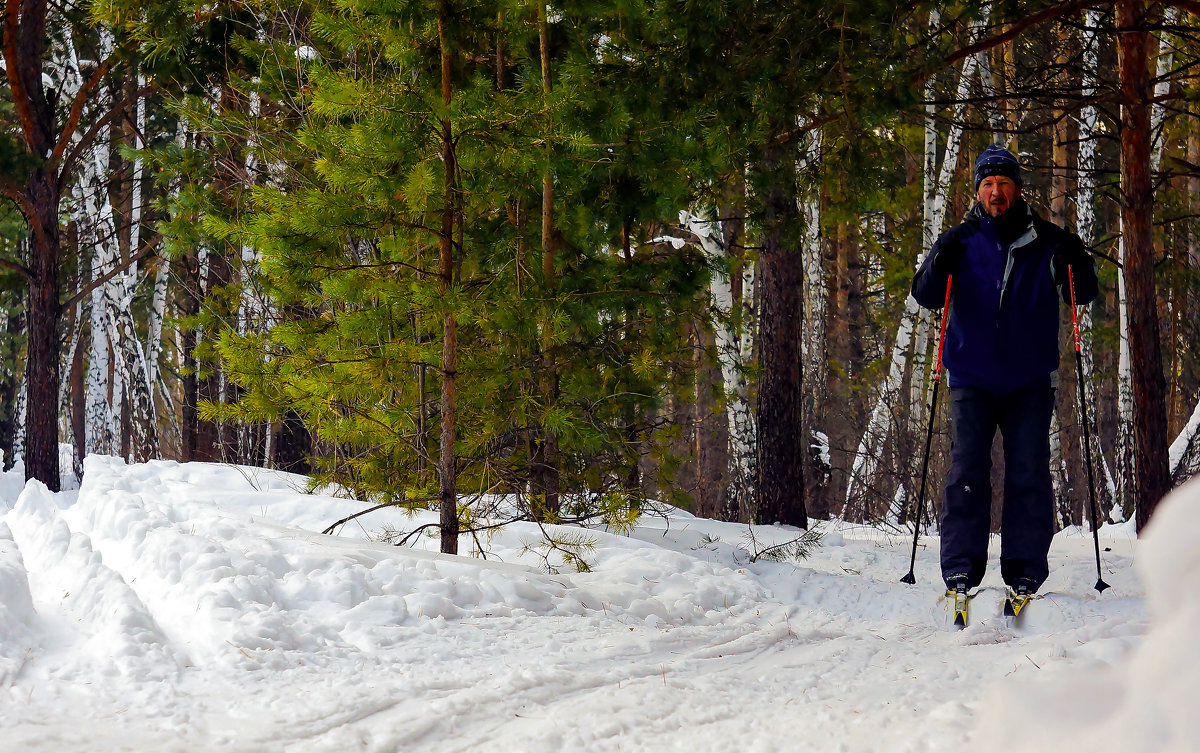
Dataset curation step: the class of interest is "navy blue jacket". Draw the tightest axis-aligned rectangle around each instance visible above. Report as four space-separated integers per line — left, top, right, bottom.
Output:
911 202 1099 394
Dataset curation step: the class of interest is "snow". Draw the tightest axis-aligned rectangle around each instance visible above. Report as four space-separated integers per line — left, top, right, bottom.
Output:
0 454 1174 752
977 477 1200 753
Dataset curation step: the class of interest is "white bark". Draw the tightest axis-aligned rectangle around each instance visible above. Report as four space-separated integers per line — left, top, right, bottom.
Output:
911 39 940 433
1150 8 1179 175
1170 397 1200 481
146 258 171 408
12 379 26 464
683 209 755 512
1116 232 1134 517
63 28 158 460
844 9 989 515
1074 9 1118 515
800 129 824 410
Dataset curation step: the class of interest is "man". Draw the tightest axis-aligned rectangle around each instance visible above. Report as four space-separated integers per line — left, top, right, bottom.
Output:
911 144 1099 609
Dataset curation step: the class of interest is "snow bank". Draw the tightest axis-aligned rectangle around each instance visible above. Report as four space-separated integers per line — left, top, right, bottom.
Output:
59 458 763 660
0 453 1160 752
976 477 1200 752
0 520 38 685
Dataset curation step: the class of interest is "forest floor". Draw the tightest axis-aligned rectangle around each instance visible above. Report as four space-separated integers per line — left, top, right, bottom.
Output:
1 455 1188 753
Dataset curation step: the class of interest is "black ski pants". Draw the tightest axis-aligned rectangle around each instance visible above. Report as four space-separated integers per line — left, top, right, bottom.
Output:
940 375 1055 592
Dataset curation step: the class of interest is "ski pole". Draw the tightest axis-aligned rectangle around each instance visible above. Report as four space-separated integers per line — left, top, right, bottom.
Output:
1068 265 1111 593
902 274 952 585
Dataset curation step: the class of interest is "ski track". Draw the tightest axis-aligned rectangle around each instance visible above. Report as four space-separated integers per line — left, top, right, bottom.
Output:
0 457 1149 753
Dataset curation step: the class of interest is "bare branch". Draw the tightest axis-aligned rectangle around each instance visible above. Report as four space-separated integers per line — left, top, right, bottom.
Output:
0 255 32 279
48 55 113 173
321 502 412 536
59 244 158 315
937 1 1111 77
57 85 157 191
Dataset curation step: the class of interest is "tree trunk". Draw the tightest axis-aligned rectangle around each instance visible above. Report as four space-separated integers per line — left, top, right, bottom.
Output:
1075 8 1118 518
827 221 863 517
1051 39 1085 528
0 297 25 471
849 14 985 517
799 130 828 519
1117 0 1172 529
754 143 806 527
24 168 63 490
437 4 459 555
179 249 209 462
532 1 560 520
682 200 743 521
69 316 87 479
693 317 728 519
6 0 61 489
273 410 312 474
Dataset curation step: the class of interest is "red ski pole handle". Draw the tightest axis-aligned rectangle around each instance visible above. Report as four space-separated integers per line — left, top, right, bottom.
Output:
1067 265 1082 353
934 274 953 379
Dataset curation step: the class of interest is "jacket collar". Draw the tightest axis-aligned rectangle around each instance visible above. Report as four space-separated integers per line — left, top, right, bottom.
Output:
968 199 1037 250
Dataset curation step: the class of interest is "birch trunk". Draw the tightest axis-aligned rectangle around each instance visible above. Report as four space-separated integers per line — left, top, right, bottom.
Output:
685 181 755 523
682 209 733 519
799 129 827 518
845 9 989 517
1051 23 1083 526
1075 8 1118 518
1170 400 1200 482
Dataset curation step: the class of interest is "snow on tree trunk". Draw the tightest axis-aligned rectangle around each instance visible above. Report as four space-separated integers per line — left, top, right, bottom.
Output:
1170 399 1200 482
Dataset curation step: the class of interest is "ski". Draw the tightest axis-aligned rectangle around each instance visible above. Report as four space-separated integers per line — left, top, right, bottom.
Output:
1003 587 1033 625
945 587 970 629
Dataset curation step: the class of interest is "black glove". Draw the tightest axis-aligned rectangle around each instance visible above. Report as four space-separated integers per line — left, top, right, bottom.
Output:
1050 235 1089 287
932 232 967 276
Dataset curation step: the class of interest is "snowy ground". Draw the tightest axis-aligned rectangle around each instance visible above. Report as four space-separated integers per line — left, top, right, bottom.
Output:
0 455 1188 752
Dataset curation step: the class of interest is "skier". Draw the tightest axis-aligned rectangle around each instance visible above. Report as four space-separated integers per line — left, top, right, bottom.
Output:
910 145 1099 618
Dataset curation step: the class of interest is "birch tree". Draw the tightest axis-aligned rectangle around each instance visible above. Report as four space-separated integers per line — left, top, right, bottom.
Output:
0 2 154 489
1074 8 1119 519
683 204 754 521
844 8 991 519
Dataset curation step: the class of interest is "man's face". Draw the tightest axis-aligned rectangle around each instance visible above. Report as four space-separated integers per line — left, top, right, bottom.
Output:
977 175 1020 218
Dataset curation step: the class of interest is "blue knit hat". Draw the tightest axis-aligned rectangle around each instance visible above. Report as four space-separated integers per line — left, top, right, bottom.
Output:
974 145 1023 190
